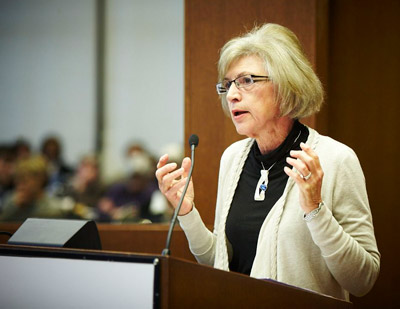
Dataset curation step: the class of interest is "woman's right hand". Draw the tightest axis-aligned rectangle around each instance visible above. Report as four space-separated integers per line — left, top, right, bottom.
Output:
155 154 194 216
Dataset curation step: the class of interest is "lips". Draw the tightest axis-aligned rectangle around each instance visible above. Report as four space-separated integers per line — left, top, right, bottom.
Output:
232 109 248 117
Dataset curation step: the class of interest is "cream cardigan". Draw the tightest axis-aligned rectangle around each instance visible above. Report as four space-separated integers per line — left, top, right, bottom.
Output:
178 127 380 300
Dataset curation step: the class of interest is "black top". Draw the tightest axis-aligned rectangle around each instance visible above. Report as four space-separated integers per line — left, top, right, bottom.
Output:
226 121 309 275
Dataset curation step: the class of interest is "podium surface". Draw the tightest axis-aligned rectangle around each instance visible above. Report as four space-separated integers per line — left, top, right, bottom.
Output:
0 244 351 308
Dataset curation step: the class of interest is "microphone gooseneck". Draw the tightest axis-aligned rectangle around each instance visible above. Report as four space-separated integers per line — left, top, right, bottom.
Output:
162 134 199 256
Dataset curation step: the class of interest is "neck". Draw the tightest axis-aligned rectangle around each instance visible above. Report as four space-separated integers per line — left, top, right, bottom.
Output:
255 117 294 155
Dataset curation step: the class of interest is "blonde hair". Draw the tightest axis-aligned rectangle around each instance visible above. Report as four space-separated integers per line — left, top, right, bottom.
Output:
15 155 48 187
217 23 324 118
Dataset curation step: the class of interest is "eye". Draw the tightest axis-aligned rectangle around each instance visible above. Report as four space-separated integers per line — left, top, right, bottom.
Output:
223 80 232 90
237 76 253 86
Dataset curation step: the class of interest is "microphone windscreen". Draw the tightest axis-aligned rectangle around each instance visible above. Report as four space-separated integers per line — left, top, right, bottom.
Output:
189 134 199 147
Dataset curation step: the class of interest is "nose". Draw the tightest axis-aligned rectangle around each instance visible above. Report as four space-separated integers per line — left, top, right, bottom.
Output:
226 82 241 103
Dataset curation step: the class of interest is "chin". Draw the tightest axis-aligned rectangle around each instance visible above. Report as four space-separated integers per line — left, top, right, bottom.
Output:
234 124 255 138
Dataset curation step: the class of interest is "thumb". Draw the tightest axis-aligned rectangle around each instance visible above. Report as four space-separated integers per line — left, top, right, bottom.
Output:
181 157 192 178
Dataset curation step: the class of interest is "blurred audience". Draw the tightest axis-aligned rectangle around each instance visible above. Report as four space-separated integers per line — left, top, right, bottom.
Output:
0 136 179 224
40 135 74 196
13 138 32 161
0 156 73 222
64 154 103 208
0 145 16 213
97 143 158 223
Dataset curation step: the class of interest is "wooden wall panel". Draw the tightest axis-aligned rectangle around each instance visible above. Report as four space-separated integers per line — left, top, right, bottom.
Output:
327 1 400 308
185 0 328 225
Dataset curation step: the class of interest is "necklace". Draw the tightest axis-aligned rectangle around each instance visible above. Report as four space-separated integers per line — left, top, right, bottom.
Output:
254 161 276 201
254 130 302 201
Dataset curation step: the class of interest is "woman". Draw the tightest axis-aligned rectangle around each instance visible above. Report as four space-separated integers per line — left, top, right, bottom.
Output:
155 24 380 300
0 156 67 221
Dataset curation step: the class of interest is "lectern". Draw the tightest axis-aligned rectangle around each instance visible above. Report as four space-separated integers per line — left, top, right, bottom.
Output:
0 245 351 308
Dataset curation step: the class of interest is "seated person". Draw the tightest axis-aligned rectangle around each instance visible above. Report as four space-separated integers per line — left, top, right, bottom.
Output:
0 156 70 222
13 138 32 161
63 154 104 209
40 135 74 196
0 145 16 213
97 147 157 223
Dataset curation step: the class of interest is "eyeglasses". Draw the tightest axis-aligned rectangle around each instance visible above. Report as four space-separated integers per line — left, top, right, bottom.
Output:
216 74 269 94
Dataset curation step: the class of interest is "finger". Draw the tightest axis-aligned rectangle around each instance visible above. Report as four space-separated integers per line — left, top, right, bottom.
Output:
164 177 190 207
290 149 322 175
284 166 304 184
300 142 315 156
155 162 178 182
181 157 192 178
300 143 323 170
294 142 320 164
286 157 309 177
156 154 169 169
161 167 185 191
290 149 314 169
166 177 188 197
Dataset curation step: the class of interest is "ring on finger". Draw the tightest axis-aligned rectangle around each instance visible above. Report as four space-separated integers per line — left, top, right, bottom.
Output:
168 179 178 189
301 172 312 181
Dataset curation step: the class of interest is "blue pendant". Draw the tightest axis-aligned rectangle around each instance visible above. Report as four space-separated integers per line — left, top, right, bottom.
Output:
254 170 269 201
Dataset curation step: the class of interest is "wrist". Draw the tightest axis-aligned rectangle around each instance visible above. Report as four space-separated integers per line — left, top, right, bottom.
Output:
303 201 324 222
178 202 194 216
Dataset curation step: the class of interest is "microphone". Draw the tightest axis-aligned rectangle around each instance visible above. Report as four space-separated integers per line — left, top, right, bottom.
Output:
162 134 199 256
189 134 199 148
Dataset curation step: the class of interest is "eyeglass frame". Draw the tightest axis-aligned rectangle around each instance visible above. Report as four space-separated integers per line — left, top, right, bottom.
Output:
216 74 270 95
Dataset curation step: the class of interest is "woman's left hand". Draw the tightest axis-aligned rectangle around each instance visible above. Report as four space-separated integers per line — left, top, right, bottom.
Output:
284 142 324 214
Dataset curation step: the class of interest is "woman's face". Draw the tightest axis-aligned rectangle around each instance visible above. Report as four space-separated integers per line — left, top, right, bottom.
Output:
225 55 280 139
15 173 45 205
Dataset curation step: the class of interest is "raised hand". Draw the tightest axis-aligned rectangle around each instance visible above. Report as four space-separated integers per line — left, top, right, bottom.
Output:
284 142 323 214
155 154 194 216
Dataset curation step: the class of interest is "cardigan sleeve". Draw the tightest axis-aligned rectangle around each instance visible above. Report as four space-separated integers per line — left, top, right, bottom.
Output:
177 140 247 267
178 206 216 266
177 153 229 266
306 146 380 297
